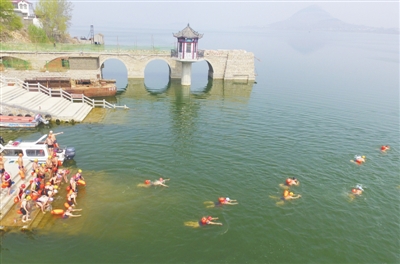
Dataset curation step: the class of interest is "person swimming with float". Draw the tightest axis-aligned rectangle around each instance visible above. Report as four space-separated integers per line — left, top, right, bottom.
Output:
281 190 301 201
204 197 238 208
270 190 302 205
152 178 169 187
184 216 222 228
352 155 366 164
351 184 364 195
200 216 222 226
138 178 170 188
62 206 82 219
349 184 364 201
279 177 300 189
381 145 390 152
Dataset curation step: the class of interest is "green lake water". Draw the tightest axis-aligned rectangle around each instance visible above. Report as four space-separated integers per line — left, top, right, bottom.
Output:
0 30 399 263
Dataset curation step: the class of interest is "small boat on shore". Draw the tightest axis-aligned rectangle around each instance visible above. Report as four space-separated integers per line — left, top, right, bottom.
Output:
25 77 117 98
0 114 48 128
0 134 76 164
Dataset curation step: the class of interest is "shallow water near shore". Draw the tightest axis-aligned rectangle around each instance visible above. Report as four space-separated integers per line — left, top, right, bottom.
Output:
0 30 399 263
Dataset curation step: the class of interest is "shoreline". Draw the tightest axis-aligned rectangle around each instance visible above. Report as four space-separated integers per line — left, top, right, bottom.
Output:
0 105 36 117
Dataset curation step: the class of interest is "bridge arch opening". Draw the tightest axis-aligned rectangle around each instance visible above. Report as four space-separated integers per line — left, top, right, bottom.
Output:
190 60 214 94
0 56 31 70
101 59 128 90
144 59 171 93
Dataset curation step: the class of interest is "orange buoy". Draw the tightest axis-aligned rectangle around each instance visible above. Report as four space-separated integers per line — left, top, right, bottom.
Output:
66 186 71 191
14 197 19 203
64 202 70 209
31 193 39 201
1 182 8 188
77 180 86 186
145 180 151 185
17 209 22 214
51 209 64 215
58 160 62 166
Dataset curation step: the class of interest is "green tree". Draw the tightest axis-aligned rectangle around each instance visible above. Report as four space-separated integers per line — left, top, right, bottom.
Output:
0 0 23 31
35 0 73 41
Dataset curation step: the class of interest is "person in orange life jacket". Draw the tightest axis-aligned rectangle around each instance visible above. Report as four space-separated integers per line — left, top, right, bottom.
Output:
200 216 222 226
380 145 390 152
218 197 238 205
281 190 301 201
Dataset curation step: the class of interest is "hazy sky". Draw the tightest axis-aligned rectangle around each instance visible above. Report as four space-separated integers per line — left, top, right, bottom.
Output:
32 1 399 36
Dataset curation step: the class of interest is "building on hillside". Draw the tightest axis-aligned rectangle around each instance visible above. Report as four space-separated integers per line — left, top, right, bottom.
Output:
12 0 42 28
12 0 35 19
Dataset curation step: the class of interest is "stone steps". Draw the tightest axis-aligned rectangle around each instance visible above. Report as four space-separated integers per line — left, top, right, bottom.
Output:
1 87 28 102
0 83 93 122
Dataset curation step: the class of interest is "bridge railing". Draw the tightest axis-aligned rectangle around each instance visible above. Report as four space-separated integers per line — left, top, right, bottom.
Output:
0 43 174 53
1 76 129 109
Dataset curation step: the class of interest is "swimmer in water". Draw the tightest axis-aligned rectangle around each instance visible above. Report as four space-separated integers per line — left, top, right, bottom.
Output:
152 178 169 187
349 185 364 201
381 145 390 152
279 177 300 189
62 207 82 219
204 197 238 208
184 216 223 228
271 190 301 206
137 178 170 188
352 155 366 164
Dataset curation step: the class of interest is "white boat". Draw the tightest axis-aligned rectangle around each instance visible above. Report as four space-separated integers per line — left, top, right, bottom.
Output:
0 134 76 164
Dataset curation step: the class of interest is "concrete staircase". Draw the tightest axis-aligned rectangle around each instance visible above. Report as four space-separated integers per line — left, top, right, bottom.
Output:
0 84 92 122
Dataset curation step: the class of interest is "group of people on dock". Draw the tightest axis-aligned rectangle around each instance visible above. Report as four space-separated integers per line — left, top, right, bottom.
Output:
17 166 84 222
0 130 84 223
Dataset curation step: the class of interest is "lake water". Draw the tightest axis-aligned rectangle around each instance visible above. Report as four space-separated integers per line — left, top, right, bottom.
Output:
1 30 399 263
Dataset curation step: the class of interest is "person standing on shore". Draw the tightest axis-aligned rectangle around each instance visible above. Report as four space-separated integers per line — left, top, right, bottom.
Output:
49 131 63 149
17 153 25 180
38 163 46 183
45 155 53 178
45 134 55 154
2 171 13 195
32 158 40 174
20 195 31 222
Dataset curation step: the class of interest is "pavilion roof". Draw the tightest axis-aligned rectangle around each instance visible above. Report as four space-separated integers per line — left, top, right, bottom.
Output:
173 24 203 39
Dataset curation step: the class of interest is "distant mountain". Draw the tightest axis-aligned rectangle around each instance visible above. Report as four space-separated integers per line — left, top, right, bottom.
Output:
268 5 399 34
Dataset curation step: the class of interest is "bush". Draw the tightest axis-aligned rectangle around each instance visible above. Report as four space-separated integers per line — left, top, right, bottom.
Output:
28 24 49 43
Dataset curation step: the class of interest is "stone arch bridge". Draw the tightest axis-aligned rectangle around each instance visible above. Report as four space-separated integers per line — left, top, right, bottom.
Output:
0 50 255 82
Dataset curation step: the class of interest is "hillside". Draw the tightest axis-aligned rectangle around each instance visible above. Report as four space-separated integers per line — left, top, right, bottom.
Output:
0 29 32 43
268 5 399 34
